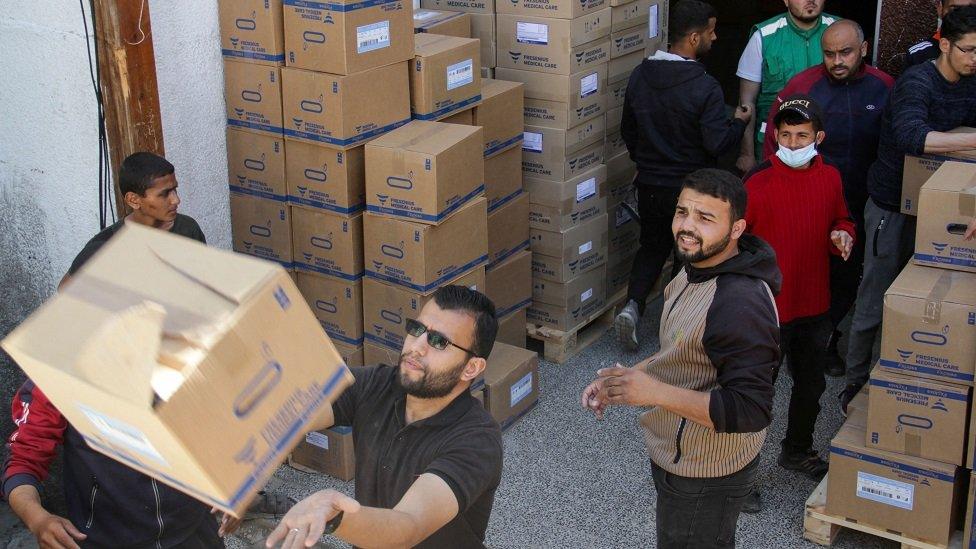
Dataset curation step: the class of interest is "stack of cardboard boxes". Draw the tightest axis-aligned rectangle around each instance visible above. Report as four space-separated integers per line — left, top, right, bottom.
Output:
825 161 976 547
420 0 498 78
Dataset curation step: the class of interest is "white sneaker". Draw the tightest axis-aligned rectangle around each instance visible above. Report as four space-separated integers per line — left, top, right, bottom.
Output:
615 299 640 351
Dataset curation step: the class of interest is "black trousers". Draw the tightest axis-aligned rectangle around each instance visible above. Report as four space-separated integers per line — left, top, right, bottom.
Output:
777 314 832 453
627 184 682 315
828 194 867 328
651 456 759 549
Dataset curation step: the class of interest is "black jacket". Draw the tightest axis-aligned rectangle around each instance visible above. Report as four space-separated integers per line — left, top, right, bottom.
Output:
621 52 747 186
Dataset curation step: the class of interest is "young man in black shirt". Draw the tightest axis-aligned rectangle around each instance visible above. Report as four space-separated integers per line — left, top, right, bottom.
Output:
904 0 974 69
267 286 503 549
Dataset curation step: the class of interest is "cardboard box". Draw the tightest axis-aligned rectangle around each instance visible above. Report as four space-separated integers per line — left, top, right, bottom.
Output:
607 250 635 296
281 63 411 150
363 268 485 351
525 116 605 158
292 209 364 280
295 273 364 347
441 108 474 125
607 73 628 108
496 306 528 347
483 342 539 429
826 411 961 547
472 79 525 158
226 127 287 200
218 0 285 64
522 134 605 183
608 199 640 257
866 368 970 465
470 13 497 68
364 340 401 364
224 60 284 136
607 49 643 84
285 141 366 215
901 128 976 215
611 0 651 32
531 213 608 282
421 0 495 15
282 0 413 75
607 148 636 179
411 34 483 121
230 193 293 268
289 425 355 481
496 65 607 128
485 145 524 213
497 0 606 21
413 9 471 37
488 191 531 268
605 130 627 159
913 161 976 272
525 164 606 231
334 342 365 368
364 198 488 292
528 264 607 329
487 249 533 318
644 0 668 53
879 263 976 385
365 120 484 224
605 104 623 133
482 67 495 79
610 23 646 59
964 471 976 547
0 224 353 515
606 167 634 206
496 11 610 75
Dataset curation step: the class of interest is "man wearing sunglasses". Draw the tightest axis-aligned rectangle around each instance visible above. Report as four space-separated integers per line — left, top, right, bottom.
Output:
267 285 502 549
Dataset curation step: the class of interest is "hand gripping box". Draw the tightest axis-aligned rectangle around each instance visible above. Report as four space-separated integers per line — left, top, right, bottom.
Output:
901 128 976 215
487 249 533 319
483 342 539 429
413 9 471 37
295 272 365 347
230 193 294 269
472 79 525 158
226 128 287 201
291 208 364 280
224 60 284 136
0 224 354 516
218 0 285 65
530 212 608 282
496 64 607 129
913 161 976 273
487 190 531 268
525 164 607 231
496 10 610 75
285 141 366 215
528 264 607 330
411 34 483 120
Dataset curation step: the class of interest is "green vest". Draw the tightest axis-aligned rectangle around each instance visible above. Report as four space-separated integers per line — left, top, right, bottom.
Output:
753 12 837 152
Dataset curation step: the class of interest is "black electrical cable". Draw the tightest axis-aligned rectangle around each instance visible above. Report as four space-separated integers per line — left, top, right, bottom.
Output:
79 0 115 229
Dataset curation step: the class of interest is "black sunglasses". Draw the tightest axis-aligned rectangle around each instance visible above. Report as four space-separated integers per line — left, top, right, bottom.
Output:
405 318 478 357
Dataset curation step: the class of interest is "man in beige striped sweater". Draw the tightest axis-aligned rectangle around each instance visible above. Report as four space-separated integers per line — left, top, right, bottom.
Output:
583 169 781 549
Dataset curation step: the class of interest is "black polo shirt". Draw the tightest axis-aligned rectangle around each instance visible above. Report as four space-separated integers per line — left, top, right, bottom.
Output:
67 214 206 275
333 365 503 548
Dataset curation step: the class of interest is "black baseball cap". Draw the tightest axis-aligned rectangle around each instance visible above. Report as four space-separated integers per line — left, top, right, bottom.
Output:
774 94 824 129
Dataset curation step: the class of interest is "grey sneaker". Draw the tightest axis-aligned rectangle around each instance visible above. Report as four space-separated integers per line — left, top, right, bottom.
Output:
615 299 640 351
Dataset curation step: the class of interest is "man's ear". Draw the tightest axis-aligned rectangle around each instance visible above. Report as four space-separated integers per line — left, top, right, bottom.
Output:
461 356 487 382
125 191 142 211
859 41 868 59
815 130 826 146
940 36 952 55
731 218 747 240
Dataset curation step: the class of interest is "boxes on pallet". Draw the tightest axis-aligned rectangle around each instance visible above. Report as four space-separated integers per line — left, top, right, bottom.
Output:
224 60 284 136
290 426 356 481
496 0 606 20
607 49 644 84
281 62 411 149
866 368 970 466
285 141 366 215
410 34 483 121
525 164 607 231
605 130 627 159
364 197 488 292
610 24 647 58
528 264 607 330
282 0 413 75
497 65 607 128
334 342 366 368
607 148 636 178
485 146 524 212
292 209 364 280
607 250 634 296
421 0 494 15
441 108 475 125
605 104 623 133
218 0 285 65
522 121 606 182
230 192 293 268
483 342 539 429
365 120 484 224
413 9 471 37
470 14 497 69
295 272 365 348
878 263 976 385
607 74 628 108
487 249 533 318
606 168 635 206
488 191 531 268
901 127 976 215
496 307 528 347
531 212 608 282
913 161 976 272
496 11 611 75
226 127 287 200
608 199 639 257
472 79 525 158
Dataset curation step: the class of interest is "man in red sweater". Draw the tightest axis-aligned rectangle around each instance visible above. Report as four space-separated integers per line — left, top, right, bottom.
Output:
743 95 854 479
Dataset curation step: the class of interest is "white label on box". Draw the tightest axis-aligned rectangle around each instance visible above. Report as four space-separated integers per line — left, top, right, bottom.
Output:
856 471 914 510
523 131 543 153
579 240 593 254
510 372 533 407
576 177 597 202
414 9 438 20
580 72 599 98
78 404 169 467
447 59 474 90
581 288 594 302
516 21 549 45
305 432 330 450
357 21 391 54
649 5 660 38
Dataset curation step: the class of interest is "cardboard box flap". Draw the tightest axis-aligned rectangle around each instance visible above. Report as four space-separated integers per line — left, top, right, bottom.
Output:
922 161 976 209
414 33 478 56
888 264 976 307
368 120 481 155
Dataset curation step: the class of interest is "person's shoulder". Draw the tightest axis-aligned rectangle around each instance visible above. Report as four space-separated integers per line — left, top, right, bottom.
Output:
863 65 895 88
753 13 789 38
907 38 938 57
819 13 841 27
172 214 206 242
67 220 124 275
743 159 774 185
456 401 503 445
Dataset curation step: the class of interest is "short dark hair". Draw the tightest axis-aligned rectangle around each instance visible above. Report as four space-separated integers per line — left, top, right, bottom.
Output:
120 152 175 196
941 5 976 43
432 285 498 359
669 0 717 42
681 169 747 221
774 110 824 133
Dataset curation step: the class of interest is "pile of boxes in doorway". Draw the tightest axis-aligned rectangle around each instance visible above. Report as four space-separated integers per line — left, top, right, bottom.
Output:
218 0 539 480
824 142 976 547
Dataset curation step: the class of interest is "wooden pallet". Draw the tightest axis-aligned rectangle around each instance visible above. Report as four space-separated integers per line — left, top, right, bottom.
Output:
804 475 962 549
526 289 628 364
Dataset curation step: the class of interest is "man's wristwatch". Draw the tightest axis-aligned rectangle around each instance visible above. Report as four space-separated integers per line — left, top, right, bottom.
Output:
325 511 344 534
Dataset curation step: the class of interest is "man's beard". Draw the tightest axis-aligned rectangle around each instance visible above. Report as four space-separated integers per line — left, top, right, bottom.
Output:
673 229 732 263
789 5 821 24
397 354 467 399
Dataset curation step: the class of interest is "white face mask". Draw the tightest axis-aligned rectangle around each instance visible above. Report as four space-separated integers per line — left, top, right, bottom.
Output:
776 142 818 168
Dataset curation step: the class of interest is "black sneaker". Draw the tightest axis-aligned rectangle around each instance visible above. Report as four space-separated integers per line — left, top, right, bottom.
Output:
838 383 862 417
824 330 846 377
741 490 761 514
244 490 296 521
778 449 829 479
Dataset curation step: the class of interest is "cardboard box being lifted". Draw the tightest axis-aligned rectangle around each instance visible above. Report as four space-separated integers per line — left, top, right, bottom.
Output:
295 273 365 347
289 425 355 481
497 65 607 129
483 342 539 429
472 79 525 158
531 213 608 282
901 128 976 215
285 141 366 215
497 0 606 21
411 34 483 121
291 209 364 280
913 161 976 273
488 190 531 268
218 0 285 65
230 193 294 269
226 128 287 200
525 164 606 231
334 342 365 368
413 9 471 37
0 224 353 515
224 60 284 136
496 11 611 75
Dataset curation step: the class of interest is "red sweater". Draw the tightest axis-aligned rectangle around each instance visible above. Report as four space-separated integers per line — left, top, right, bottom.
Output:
744 155 855 325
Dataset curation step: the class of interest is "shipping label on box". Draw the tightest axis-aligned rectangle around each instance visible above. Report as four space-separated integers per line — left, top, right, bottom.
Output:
879 263 976 384
290 425 356 481
1 224 354 515
528 266 607 330
470 13 497 68
522 136 605 182
488 191 531 268
226 128 287 200
483 342 539 429
487 249 532 318
295 273 365 346
485 145 524 213
218 0 285 64
525 164 607 231
497 0 606 21
224 60 284 136
421 0 495 15
607 250 635 296
365 120 485 224
286 140 366 215
610 23 646 59
645 0 668 52
901 128 976 215
531 212 608 282
283 0 413 75
292 209 364 280
608 199 639 256
473 79 525 158
497 11 610 75
608 49 643 83
497 65 608 128
495 306 528 347
281 63 411 149
913 161 976 272
411 34 483 120
334 342 365 368
230 193 294 268
413 9 471 36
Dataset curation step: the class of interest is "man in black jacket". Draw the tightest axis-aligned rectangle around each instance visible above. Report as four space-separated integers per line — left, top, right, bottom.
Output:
616 0 752 350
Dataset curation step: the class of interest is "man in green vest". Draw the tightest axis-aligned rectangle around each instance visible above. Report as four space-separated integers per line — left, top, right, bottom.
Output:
735 0 837 174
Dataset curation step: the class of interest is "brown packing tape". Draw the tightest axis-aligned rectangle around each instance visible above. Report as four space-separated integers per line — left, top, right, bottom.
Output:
401 124 452 151
923 270 952 324
961 185 976 217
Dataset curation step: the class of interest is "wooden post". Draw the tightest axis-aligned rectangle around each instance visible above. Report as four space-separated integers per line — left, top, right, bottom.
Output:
92 0 165 219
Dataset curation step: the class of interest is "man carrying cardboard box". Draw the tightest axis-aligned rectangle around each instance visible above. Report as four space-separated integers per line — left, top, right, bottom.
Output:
266 286 503 549
583 170 780 548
